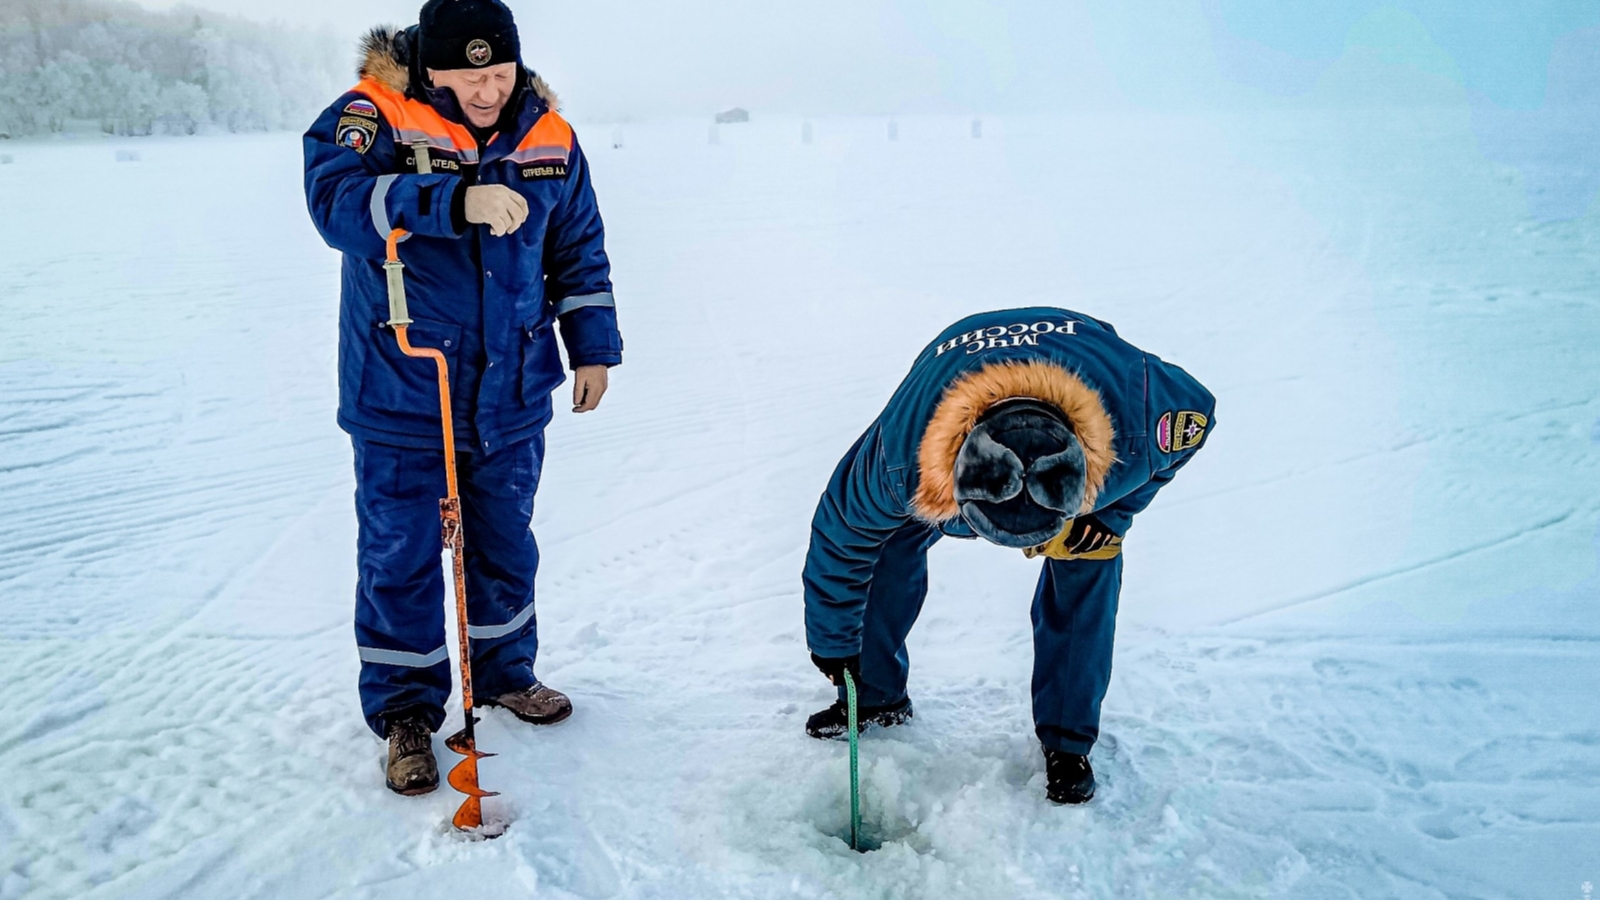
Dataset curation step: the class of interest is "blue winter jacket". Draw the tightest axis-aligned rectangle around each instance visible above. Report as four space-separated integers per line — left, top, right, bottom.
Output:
803 308 1216 658
303 28 620 452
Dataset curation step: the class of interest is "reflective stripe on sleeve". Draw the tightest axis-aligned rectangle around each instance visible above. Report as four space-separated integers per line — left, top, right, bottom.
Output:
467 602 536 641
370 174 399 238
394 128 480 164
552 292 616 316
357 644 448 668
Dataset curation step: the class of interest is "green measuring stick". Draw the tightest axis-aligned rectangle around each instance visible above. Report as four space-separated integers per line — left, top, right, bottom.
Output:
843 669 862 851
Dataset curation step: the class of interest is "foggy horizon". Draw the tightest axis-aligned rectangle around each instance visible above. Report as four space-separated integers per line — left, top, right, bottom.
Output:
120 0 1600 121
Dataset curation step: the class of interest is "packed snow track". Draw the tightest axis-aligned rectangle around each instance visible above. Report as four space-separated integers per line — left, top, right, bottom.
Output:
2 114 1597 899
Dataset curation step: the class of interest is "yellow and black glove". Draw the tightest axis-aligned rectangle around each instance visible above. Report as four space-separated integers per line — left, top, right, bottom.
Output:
1024 514 1123 561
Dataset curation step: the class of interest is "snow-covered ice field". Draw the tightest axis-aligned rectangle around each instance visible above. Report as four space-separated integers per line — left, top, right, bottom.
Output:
2 111 1598 899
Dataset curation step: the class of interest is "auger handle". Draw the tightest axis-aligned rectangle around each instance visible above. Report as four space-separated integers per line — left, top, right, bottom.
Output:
384 228 412 327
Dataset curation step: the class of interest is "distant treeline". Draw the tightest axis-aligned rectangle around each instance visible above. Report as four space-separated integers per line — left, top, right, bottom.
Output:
0 0 348 137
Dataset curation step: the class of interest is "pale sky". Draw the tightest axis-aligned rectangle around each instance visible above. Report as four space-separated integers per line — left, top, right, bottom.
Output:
129 0 1600 119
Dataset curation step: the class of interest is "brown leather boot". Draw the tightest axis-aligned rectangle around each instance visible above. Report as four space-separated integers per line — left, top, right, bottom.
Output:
481 682 573 725
385 714 439 796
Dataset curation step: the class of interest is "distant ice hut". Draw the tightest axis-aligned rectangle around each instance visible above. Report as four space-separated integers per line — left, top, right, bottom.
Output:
715 108 750 124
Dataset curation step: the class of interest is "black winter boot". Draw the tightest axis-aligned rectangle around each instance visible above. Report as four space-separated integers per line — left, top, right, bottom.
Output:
385 713 439 796
805 696 913 740
1043 749 1095 804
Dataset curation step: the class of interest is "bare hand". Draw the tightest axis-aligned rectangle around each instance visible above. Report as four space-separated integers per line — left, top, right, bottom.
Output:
464 185 529 237
572 365 609 413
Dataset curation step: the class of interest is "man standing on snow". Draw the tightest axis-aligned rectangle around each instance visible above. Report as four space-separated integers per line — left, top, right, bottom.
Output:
801 308 1214 804
303 0 620 795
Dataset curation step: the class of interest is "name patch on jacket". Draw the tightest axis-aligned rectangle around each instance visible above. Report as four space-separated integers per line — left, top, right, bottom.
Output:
402 155 463 173
934 319 1077 356
520 162 569 181
1157 411 1208 453
337 116 378 154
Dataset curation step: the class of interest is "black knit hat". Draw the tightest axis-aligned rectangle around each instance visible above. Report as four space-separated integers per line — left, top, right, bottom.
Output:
418 0 520 71
953 400 1087 548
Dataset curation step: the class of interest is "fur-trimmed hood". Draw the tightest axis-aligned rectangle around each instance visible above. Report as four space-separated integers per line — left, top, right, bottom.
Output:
357 26 559 110
912 361 1117 524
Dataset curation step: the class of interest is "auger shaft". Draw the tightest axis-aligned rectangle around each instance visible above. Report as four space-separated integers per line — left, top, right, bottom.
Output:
385 228 498 832
844 669 862 851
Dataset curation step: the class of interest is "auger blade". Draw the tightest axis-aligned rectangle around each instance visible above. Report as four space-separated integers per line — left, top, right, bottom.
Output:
444 728 496 761
452 797 482 831
445 729 499 832
445 754 499 796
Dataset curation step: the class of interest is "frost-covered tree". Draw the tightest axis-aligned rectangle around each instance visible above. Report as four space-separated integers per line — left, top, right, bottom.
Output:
0 0 344 138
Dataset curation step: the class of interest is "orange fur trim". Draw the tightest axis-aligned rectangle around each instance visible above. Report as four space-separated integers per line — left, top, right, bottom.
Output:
358 27 410 92
912 361 1117 523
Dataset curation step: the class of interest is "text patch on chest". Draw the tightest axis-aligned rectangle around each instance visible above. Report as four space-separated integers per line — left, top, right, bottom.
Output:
402 155 463 173
519 163 569 181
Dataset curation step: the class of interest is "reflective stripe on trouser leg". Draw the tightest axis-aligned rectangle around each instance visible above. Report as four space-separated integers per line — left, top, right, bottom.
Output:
352 437 452 736
358 645 449 667
846 520 941 709
467 602 535 641
1030 554 1123 755
458 433 547 700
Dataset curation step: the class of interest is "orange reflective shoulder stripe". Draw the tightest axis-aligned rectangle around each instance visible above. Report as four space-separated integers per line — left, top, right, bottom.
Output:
508 111 574 165
517 111 574 153
349 78 481 164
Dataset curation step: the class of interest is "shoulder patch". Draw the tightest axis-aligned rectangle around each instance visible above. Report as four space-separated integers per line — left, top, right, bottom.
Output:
344 99 379 118
1158 410 1207 453
337 116 379 154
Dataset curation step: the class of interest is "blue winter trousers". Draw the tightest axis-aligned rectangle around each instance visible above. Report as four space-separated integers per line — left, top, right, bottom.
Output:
852 522 1122 755
352 435 546 737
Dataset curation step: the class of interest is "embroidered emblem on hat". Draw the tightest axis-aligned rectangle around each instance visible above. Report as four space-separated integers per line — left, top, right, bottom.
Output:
1171 411 1208 452
1156 412 1173 453
343 99 379 118
466 39 493 67
337 117 378 154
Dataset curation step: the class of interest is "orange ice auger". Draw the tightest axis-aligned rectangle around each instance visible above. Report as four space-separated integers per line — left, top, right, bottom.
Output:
383 228 498 832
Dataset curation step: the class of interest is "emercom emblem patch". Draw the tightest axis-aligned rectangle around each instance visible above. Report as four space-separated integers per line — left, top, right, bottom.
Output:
519 162 569 181
1157 411 1208 453
337 116 378 154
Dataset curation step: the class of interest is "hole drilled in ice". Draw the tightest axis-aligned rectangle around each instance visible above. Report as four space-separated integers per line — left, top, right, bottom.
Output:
811 804 920 855
447 812 509 842
824 823 888 853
